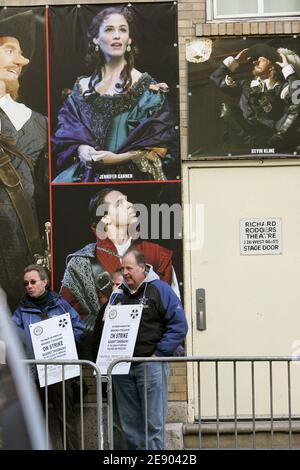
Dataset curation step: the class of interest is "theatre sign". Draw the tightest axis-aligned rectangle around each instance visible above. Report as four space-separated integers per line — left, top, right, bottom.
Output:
240 218 282 255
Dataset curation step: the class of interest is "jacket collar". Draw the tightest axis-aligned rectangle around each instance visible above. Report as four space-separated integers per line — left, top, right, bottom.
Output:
20 290 59 309
119 264 159 295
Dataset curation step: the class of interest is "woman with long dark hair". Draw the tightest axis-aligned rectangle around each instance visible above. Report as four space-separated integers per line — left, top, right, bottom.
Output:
51 7 177 182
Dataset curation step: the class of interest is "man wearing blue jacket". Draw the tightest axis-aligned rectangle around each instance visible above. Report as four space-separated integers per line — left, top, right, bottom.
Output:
111 249 188 450
12 264 86 450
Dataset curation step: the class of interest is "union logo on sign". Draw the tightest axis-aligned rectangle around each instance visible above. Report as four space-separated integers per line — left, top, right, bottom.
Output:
34 326 43 336
130 308 139 319
109 309 118 319
59 318 68 328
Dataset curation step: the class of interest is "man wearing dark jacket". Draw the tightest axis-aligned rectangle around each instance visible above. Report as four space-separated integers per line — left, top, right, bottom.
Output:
110 249 188 450
12 264 86 450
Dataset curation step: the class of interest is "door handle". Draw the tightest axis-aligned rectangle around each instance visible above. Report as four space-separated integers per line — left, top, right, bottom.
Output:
196 288 206 331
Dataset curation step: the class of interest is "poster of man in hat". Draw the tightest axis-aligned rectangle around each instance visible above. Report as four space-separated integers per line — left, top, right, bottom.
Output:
0 8 48 311
188 36 300 158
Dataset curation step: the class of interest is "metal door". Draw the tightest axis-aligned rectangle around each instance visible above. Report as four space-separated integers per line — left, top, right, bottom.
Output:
184 161 300 420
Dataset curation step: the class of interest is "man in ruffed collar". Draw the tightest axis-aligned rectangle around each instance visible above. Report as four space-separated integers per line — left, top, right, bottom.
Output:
0 10 47 310
210 43 300 153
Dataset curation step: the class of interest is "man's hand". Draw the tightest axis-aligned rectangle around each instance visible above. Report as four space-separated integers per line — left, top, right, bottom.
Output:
234 48 250 65
276 52 289 69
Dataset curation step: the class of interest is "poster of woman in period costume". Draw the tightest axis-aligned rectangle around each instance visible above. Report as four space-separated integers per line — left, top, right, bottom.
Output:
49 3 180 183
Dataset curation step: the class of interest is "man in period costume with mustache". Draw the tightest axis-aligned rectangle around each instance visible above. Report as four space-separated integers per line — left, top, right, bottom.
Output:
210 43 300 153
0 10 47 310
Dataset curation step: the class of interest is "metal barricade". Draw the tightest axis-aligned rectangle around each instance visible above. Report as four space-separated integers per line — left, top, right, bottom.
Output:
107 356 300 450
23 359 104 450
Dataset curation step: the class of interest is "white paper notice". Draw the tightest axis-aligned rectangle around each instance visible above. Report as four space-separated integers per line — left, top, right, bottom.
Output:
240 218 282 255
96 304 143 375
29 313 80 387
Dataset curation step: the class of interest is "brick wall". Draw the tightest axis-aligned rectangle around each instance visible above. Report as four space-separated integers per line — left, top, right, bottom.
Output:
168 361 187 401
82 361 188 403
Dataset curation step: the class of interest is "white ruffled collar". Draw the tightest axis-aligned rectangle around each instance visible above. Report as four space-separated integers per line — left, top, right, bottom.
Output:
0 94 32 131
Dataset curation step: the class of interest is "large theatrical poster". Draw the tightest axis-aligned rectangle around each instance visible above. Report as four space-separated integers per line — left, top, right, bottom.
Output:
0 3 183 381
188 36 300 158
48 2 182 334
0 2 182 327
48 3 178 338
0 2 183 357
49 3 182 338
0 7 48 311
49 3 180 183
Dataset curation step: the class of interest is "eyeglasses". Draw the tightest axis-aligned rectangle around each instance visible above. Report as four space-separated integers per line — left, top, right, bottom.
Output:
24 280 41 287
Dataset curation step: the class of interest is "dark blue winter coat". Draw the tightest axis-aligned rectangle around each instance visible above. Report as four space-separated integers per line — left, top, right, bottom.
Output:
110 265 188 357
12 290 86 359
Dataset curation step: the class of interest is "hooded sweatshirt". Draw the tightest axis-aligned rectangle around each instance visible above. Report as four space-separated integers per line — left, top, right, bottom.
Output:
110 265 188 357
